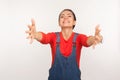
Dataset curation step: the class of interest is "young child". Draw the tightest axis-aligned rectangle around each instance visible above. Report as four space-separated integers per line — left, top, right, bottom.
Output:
26 9 103 80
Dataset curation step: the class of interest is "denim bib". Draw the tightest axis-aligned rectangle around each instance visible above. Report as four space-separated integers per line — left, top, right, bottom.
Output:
48 32 81 80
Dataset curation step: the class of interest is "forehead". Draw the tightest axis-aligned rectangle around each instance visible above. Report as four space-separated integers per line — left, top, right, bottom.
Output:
60 10 73 15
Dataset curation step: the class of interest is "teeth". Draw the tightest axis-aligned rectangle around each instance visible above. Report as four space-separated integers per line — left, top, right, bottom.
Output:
63 21 70 23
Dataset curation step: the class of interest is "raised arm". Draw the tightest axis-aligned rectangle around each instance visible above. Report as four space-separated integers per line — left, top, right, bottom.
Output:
25 19 42 44
87 24 103 48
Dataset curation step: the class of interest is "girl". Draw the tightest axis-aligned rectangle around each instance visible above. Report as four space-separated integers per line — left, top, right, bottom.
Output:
26 9 103 80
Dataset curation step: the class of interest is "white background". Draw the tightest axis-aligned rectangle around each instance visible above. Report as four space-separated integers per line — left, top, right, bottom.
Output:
0 0 120 80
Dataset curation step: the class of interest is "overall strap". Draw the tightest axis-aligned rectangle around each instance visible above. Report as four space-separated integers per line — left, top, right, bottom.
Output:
73 33 78 42
55 32 60 44
55 32 78 44
73 33 79 47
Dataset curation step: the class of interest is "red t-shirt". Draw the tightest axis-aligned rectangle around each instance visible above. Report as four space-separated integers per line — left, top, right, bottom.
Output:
40 32 89 67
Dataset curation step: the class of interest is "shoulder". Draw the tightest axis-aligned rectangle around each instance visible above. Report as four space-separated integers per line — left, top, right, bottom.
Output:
41 32 57 39
74 32 88 41
73 32 87 37
45 32 56 36
46 32 59 38
74 32 87 38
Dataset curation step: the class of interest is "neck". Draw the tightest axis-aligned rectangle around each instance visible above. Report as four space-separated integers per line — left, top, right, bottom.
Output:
61 28 73 40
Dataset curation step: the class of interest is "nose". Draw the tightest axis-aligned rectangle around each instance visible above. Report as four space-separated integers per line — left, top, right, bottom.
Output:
64 16 68 19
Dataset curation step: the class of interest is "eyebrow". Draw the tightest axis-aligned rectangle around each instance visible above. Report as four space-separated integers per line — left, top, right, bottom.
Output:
61 13 72 16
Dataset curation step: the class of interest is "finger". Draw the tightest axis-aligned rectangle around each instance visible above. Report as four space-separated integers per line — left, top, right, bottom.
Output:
27 25 31 29
31 18 35 26
95 24 101 35
26 35 33 44
30 39 33 44
95 35 100 41
98 35 103 43
28 25 34 31
25 30 31 34
92 43 95 49
92 45 95 49
95 35 103 44
27 24 35 33
95 27 100 35
92 40 98 49
92 43 96 49
100 35 103 43
29 36 34 44
26 35 31 39
25 31 32 36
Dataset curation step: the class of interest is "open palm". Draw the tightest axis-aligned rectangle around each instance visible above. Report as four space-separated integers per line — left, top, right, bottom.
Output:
26 19 36 44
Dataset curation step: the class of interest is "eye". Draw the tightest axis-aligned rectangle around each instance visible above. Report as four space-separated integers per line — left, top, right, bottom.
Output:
68 16 72 17
60 16 64 18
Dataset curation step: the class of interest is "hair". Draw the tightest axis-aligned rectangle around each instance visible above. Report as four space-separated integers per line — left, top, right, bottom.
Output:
58 9 76 29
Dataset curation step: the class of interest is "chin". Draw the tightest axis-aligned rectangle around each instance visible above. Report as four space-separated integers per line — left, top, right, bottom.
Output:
62 26 72 28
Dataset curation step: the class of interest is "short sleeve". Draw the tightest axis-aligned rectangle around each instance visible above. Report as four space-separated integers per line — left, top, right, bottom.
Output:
39 32 56 44
77 34 89 47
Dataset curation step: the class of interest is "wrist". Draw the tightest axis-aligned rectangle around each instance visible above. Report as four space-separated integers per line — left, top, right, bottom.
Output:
87 36 95 46
34 32 42 41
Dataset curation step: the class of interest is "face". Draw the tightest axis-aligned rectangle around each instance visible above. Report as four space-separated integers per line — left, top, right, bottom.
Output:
59 10 76 29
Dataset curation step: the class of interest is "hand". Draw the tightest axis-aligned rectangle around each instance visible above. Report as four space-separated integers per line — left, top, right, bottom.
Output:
26 19 36 44
93 24 103 48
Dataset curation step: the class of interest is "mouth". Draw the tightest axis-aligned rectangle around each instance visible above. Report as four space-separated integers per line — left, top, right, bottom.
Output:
63 20 70 24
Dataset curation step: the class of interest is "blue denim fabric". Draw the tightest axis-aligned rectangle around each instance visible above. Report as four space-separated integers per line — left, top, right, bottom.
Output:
48 32 81 80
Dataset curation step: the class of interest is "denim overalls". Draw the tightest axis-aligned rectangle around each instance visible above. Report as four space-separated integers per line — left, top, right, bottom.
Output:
48 32 81 80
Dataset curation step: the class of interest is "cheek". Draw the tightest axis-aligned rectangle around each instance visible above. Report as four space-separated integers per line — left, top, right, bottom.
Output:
59 19 63 23
60 18 63 21
70 19 75 23
59 20 62 26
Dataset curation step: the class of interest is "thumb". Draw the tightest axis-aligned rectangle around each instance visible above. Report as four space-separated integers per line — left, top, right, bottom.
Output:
31 18 36 26
95 24 101 36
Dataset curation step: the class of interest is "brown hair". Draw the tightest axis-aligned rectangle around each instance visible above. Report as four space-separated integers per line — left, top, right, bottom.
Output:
58 9 76 29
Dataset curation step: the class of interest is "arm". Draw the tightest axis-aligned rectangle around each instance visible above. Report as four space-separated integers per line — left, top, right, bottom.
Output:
87 25 103 48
